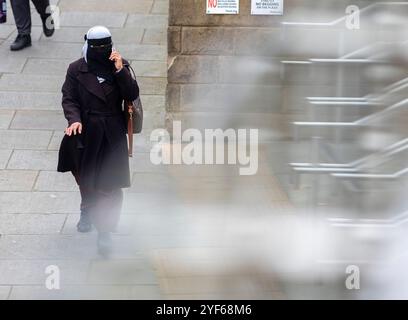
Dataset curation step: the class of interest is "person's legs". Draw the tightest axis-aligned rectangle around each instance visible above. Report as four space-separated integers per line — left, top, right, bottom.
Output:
31 0 49 18
92 188 124 256
10 0 32 50
31 0 54 37
10 0 31 35
92 188 123 233
72 171 94 233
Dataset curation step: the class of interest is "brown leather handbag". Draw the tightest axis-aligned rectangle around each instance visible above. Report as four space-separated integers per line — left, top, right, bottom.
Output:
125 97 143 157
124 64 143 157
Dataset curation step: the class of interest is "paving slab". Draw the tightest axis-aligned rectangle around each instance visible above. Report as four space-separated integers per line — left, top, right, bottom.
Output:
0 25 15 39
151 0 169 15
126 14 168 29
0 42 83 60
0 110 14 129
10 110 66 130
0 54 27 73
0 191 80 214
7 150 58 170
0 0 170 299
0 150 12 169
59 12 127 28
8 284 161 300
0 234 141 259
87 259 157 285
22 58 72 75
0 259 89 285
34 171 77 192
0 130 52 150
62 213 134 235
0 213 66 235
0 170 38 191
0 91 61 110
131 60 167 77
0 74 65 92
0 286 11 300
58 0 154 13
114 43 167 61
40 27 145 44
143 28 166 44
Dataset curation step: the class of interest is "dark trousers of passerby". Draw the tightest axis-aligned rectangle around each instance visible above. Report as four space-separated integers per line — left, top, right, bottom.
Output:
72 171 123 233
10 0 50 35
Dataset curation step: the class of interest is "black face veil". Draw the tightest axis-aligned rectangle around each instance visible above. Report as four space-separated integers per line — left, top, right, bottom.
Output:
84 27 115 84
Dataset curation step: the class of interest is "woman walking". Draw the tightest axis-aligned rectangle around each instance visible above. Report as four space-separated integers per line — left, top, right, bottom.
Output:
57 26 139 256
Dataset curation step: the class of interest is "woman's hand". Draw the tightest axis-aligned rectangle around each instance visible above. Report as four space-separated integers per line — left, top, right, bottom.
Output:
65 122 82 136
110 50 123 71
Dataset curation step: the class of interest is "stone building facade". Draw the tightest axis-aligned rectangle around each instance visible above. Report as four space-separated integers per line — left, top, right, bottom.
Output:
165 0 379 139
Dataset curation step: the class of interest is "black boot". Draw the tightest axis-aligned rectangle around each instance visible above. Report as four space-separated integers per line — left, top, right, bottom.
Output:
41 14 55 37
97 232 113 257
76 211 93 233
10 34 31 51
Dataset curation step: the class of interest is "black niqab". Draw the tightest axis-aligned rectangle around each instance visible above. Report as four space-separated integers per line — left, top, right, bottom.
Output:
86 37 115 84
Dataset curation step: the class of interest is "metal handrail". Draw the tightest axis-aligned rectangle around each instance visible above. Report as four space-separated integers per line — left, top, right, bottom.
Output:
328 210 408 228
293 98 408 127
306 76 408 106
291 137 408 169
332 167 408 179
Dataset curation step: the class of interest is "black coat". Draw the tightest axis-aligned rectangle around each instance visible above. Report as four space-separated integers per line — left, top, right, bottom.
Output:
57 57 139 190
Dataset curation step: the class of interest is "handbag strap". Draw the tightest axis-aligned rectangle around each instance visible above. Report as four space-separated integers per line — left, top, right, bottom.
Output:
127 101 133 157
124 64 137 157
126 64 137 81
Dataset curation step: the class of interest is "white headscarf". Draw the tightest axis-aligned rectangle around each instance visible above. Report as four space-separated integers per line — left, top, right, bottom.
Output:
82 26 112 63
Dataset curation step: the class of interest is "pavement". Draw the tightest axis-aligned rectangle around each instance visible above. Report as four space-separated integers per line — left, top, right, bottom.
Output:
0 0 169 300
0 0 291 300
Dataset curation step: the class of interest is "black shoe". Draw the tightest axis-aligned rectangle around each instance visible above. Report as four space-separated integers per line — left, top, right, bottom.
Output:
76 211 93 233
10 34 31 51
97 232 113 257
41 14 55 37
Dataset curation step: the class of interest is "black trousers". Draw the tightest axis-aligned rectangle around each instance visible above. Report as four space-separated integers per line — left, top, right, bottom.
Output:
10 0 50 35
72 171 124 233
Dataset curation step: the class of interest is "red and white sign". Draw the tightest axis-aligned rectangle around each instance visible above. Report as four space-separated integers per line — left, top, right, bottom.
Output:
206 0 239 15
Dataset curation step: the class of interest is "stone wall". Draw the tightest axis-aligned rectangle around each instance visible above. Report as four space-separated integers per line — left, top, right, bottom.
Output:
166 0 401 138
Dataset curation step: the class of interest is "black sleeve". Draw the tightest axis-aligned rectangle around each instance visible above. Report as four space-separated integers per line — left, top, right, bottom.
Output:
114 65 140 101
61 65 82 126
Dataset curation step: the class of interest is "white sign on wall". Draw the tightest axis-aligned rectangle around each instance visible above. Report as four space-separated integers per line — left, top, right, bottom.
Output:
251 0 283 15
207 0 239 14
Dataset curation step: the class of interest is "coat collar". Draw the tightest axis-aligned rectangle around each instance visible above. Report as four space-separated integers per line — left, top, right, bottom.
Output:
77 58 107 102
77 58 129 102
